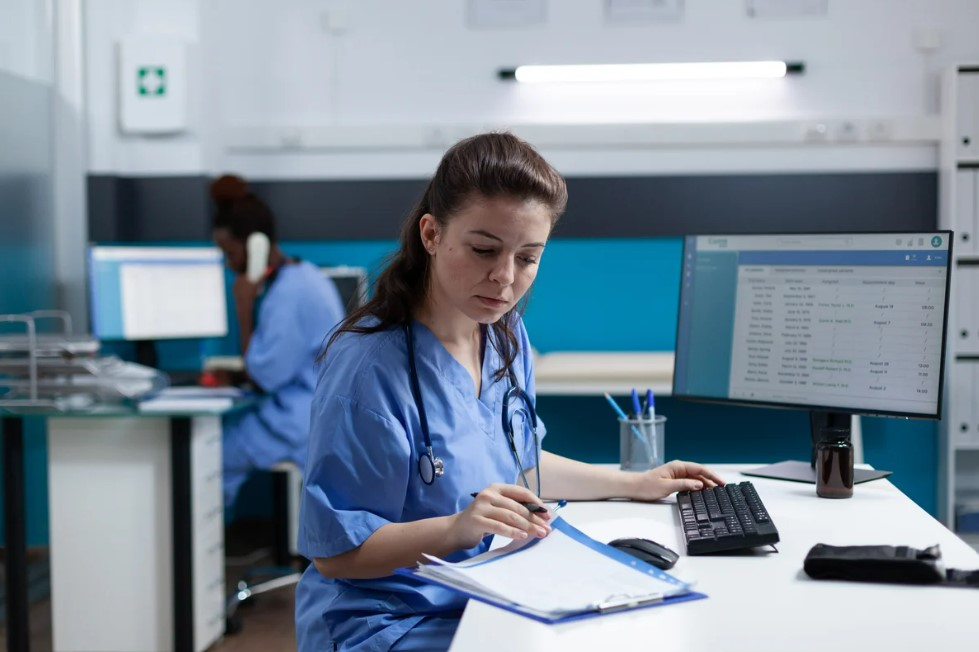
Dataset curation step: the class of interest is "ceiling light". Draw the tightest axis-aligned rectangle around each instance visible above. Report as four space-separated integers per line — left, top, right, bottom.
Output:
499 61 804 83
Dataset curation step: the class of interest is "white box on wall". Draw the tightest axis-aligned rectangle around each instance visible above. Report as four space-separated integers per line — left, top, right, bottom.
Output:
118 37 188 134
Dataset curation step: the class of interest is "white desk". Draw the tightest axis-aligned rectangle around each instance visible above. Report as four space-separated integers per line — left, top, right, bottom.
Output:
449 465 979 651
533 351 673 396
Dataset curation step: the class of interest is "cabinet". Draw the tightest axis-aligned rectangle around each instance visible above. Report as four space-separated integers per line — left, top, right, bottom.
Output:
47 415 226 652
939 65 979 550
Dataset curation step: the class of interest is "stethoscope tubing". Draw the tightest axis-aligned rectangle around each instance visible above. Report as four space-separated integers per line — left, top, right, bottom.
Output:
404 322 539 491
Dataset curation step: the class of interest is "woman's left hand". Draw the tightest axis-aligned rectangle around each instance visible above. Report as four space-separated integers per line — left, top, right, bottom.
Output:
631 460 725 502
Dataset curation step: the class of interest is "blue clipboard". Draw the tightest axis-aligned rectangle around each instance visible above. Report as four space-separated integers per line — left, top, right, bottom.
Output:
396 517 707 624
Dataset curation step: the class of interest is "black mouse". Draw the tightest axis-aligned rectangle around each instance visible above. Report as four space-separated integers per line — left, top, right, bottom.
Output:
607 537 679 570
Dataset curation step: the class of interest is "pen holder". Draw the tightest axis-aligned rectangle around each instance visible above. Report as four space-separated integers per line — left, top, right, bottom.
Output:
619 415 665 472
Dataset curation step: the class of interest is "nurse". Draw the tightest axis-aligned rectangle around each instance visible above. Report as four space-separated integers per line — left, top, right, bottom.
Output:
296 133 723 651
210 175 347 507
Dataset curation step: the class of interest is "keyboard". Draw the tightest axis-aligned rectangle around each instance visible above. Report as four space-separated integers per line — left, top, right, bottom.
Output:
675 481 780 555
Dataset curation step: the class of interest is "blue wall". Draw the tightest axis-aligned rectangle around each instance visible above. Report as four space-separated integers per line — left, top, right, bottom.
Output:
305 237 936 513
142 236 939 518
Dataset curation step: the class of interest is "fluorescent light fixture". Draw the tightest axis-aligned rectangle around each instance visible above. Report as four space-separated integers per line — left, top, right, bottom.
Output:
499 61 804 83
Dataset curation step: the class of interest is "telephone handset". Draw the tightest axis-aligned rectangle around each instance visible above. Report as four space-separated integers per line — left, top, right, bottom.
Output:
245 232 271 283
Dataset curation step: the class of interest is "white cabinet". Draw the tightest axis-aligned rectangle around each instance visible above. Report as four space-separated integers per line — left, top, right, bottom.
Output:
956 71 979 162
48 415 225 652
939 65 979 548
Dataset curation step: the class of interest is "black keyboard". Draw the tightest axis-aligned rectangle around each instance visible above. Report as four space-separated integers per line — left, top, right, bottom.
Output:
675 481 780 555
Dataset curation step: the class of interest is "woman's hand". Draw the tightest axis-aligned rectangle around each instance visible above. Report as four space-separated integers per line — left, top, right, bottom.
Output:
449 483 552 550
631 460 725 502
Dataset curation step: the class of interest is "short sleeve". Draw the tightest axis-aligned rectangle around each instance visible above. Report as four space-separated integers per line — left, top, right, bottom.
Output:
298 392 411 559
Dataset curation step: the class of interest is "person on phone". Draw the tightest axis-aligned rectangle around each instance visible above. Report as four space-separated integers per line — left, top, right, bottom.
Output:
295 133 723 651
210 175 347 507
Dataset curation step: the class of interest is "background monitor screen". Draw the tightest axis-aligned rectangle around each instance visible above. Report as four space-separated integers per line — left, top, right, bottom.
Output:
88 246 229 340
320 265 369 314
673 232 952 419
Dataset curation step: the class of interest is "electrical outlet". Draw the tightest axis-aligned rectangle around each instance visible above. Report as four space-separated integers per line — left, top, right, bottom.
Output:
866 120 893 141
835 121 859 142
802 122 829 142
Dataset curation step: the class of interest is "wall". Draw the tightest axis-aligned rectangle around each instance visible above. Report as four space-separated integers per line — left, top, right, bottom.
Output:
76 0 979 517
0 0 57 547
82 0 979 178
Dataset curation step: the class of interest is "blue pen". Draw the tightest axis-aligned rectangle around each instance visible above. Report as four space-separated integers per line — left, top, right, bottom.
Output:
631 388 642 419
603 392 653 457
646 388 655 419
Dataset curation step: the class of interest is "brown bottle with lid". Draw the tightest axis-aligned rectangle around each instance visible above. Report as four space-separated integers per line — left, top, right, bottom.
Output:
816 435 854 499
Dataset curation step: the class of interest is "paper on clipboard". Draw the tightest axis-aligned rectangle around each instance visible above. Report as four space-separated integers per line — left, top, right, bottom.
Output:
407 517 696 621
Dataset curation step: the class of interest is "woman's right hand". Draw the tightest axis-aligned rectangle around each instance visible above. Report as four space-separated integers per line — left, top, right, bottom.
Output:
450 484 552 550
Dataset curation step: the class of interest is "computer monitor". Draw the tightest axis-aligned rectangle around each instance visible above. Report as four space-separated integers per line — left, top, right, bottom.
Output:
320 265 369 314
88 245 229 341
673 232 952 483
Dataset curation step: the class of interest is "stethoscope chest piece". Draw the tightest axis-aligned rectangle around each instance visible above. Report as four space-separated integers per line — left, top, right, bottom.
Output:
418 446 445 485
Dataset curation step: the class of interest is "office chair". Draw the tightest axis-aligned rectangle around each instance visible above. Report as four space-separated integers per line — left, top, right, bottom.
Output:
225 461 305 635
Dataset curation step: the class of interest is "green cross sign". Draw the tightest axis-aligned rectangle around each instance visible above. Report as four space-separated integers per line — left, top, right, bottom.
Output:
137 66 167 96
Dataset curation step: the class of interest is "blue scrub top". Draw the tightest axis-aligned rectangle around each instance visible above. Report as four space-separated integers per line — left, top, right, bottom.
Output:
296 316 545 652
227 261 346 467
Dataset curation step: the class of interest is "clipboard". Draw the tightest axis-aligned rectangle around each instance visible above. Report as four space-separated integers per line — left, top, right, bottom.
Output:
396 516 707 624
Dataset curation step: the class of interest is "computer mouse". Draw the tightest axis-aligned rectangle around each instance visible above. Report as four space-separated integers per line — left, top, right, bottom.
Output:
607 537 679 570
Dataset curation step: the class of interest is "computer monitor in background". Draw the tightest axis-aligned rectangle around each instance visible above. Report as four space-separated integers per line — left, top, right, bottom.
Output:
88 246 229 366
320 265 369 314
673 232 952 483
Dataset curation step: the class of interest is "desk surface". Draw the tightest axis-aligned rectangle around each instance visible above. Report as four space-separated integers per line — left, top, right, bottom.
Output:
534 351 673 396
449 465 979 651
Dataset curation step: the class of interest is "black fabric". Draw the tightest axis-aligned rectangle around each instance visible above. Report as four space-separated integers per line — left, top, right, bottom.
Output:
804 544 945 584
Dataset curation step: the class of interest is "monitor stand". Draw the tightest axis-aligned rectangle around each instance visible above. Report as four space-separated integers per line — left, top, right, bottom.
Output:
134 339 159 369
742 411 893 484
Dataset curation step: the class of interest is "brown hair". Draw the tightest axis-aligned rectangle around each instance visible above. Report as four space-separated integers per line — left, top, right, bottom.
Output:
323 132 567 381
210 174 277 243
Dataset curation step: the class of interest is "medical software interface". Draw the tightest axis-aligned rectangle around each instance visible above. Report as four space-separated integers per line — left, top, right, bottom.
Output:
673 233 950 417
88 246 228 340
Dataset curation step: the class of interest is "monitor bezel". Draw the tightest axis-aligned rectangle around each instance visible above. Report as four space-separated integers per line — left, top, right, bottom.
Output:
671 230 954 421
87 243 230 341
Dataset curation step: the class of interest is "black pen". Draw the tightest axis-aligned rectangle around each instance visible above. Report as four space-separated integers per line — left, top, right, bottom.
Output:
469 491 547 514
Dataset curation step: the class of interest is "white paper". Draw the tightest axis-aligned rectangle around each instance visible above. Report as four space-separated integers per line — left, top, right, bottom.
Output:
414 518 690 617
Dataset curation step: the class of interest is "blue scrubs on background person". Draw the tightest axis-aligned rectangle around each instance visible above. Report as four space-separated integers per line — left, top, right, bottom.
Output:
222 259 347 506
209 173 349 508
295 316 544 651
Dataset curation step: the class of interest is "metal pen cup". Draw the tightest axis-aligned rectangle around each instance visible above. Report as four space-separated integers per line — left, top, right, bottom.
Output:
619 415 666 472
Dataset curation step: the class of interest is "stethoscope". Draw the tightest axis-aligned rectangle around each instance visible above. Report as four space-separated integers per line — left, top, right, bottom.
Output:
404 322 541 494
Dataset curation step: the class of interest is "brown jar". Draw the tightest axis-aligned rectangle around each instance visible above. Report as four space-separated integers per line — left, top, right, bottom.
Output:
816 437 854 499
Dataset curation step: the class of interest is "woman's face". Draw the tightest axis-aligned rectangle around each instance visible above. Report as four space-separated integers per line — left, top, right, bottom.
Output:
420 195 552 325
213 228 246 275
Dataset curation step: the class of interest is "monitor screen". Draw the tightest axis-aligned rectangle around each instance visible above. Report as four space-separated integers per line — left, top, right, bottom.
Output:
88 246 229 340
320 265 368 314
673 232 952 419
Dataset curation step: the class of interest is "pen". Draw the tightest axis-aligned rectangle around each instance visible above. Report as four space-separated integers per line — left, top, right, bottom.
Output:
630 388 642 419
603 392 653 457
646 388 655 420
470 492 547 514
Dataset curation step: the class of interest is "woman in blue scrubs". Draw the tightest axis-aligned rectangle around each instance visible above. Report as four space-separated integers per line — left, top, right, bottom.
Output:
296 134 723 651
211 176 347 507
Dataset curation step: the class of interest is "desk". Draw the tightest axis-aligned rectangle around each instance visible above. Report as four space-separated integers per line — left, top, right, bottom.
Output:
533 351 673 396
449 465 979 651
2 401 243 652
